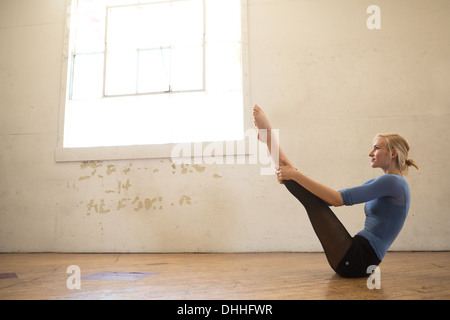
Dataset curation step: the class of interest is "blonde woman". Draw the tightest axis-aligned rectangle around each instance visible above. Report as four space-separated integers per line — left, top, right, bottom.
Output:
253 105 418 278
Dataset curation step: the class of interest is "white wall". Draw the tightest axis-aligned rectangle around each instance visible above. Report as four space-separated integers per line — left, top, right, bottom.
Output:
0 0 449 253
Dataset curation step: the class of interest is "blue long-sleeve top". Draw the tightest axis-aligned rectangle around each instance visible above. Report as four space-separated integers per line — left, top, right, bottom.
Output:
339 174 411 261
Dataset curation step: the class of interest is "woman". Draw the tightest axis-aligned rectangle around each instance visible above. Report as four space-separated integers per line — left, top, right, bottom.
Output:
253 105 419 278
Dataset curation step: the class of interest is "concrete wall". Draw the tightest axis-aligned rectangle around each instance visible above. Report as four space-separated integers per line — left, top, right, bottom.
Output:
1 0 449 252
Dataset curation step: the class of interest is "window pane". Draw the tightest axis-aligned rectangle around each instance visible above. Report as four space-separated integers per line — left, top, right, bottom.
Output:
107 6 139 52
171 46 204 91
75 0 106 53
206 0 241 42
171 0 204 46
206 43 242 91
71 53 104 99
77 0 106 12
138 49 170 93
105 51 137 95
139 3 172 49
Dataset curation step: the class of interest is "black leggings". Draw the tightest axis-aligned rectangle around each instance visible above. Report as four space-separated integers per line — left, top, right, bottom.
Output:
283 180 380 278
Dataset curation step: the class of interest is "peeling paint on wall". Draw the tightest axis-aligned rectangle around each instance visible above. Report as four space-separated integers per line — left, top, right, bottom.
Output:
106 164 116 175
77 161 200 216
171 163 206 174
80 161 103 170
179 195 192 206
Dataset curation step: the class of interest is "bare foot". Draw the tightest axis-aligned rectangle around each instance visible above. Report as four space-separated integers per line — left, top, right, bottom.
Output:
252 105 293 167
253 105 272 142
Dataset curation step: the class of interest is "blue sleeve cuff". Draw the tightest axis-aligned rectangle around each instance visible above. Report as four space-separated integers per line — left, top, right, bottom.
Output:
339 189 352 206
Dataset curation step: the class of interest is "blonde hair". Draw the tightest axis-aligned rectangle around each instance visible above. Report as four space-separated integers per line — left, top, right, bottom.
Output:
375 133 419 174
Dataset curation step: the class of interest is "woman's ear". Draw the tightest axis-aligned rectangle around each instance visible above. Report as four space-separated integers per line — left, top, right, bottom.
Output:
391 148 398 159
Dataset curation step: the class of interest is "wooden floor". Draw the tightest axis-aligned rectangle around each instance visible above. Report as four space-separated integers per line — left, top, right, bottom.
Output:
0 252 449 300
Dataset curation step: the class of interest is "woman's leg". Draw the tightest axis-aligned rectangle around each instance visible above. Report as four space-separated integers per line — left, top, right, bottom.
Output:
253 105 353 270
283 180 352 270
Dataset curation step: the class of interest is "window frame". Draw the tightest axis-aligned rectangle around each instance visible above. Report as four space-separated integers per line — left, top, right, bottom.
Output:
55 0 251 163
102 0 207 97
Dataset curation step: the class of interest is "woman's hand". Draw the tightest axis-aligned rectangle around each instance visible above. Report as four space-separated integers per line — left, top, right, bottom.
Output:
276 165 298 184
277 165 344 207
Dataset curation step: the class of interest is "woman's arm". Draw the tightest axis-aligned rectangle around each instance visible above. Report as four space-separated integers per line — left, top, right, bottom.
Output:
277 165 344 207
339 174 404 206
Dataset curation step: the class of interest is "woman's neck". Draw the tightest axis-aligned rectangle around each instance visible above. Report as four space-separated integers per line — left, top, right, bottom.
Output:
384 167 402 175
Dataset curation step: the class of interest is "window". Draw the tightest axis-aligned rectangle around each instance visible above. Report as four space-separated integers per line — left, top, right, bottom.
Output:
56 0 249 161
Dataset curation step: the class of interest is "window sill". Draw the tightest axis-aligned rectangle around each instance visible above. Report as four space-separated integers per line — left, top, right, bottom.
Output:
54 136 255 163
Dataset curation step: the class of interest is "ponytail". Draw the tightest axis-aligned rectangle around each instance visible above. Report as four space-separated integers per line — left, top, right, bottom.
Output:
405 159 419 171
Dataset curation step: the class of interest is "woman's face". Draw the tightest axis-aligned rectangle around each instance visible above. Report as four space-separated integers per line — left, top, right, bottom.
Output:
369 137 393 171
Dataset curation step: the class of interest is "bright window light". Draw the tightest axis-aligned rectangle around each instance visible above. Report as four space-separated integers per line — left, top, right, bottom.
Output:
60 0 246 152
